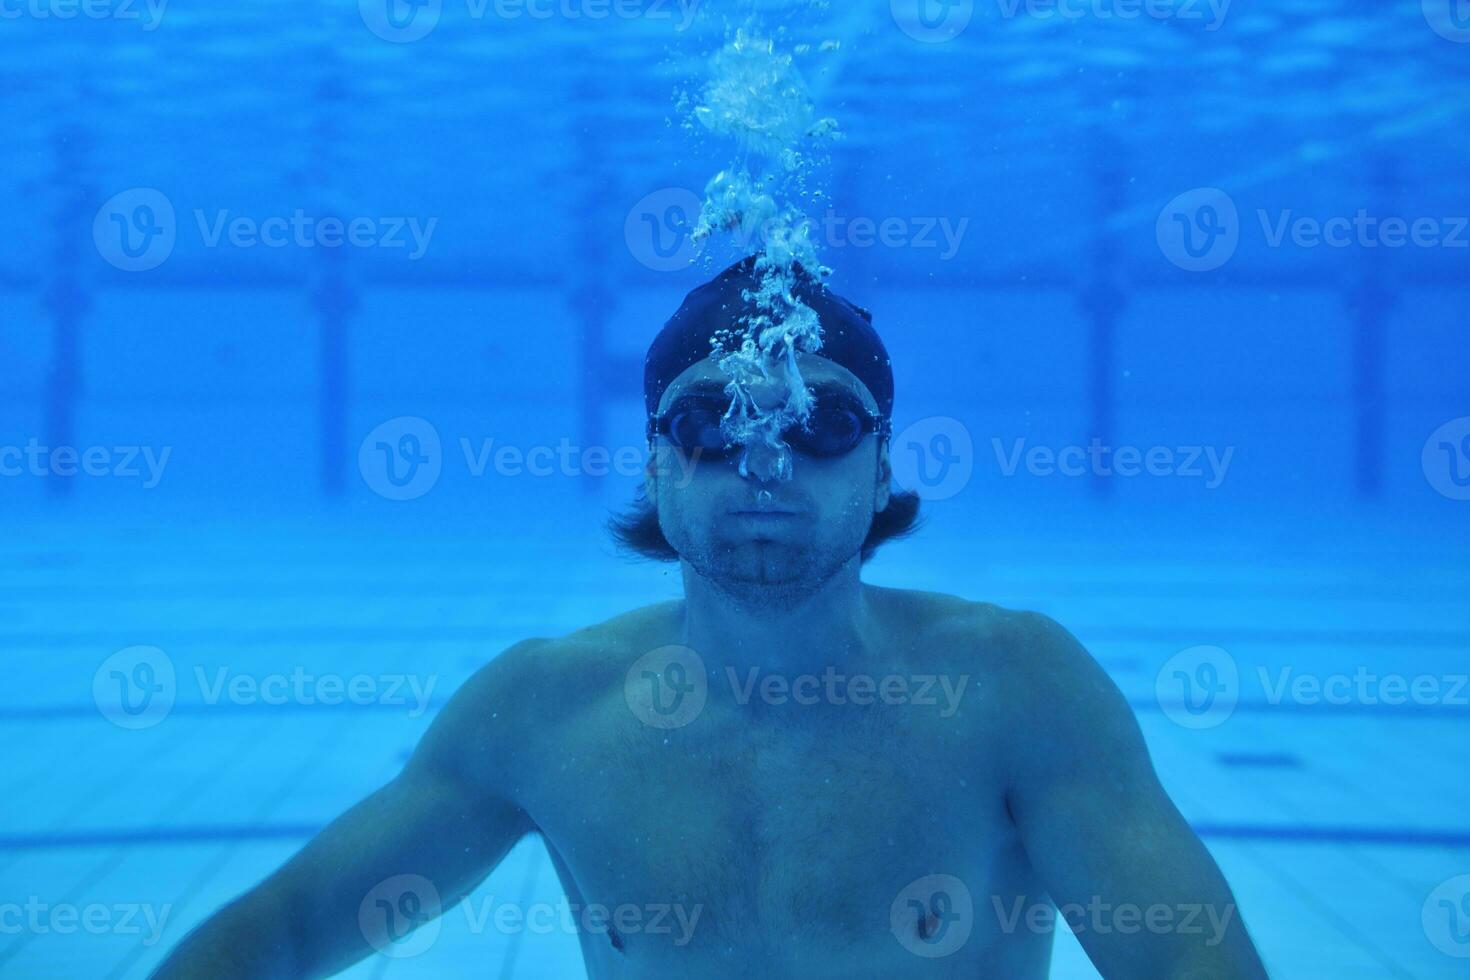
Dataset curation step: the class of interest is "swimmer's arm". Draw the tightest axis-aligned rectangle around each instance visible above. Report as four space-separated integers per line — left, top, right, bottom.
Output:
149 640 543 979
1001 614 1269 980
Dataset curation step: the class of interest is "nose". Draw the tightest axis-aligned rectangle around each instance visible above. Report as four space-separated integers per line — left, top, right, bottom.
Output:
738 437 792 484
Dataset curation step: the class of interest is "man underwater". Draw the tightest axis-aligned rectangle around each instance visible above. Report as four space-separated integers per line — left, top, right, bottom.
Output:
153 257 1268 979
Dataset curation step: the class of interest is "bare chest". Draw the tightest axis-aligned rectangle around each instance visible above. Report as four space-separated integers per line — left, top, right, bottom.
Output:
529 695 1010 962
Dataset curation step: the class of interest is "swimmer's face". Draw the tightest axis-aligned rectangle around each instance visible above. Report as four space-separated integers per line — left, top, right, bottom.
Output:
646 353 892 597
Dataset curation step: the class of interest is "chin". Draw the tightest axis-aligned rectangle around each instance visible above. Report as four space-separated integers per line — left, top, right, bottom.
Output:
697 537 836 600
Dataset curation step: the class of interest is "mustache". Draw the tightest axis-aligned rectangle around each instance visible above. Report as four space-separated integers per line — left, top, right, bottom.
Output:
724 493 810 512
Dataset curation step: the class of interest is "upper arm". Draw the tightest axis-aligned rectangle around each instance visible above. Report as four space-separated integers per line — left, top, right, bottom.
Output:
227 640 543 976
1000 613 1267 980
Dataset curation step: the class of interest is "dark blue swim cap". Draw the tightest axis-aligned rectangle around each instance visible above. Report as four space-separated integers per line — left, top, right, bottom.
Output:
643 256 894 418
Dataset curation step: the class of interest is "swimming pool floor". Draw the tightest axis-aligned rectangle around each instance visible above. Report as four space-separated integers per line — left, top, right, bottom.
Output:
1 515 1466 978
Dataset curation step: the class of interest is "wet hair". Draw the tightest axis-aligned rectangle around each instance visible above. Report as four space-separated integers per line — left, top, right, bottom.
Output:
607 487 923 564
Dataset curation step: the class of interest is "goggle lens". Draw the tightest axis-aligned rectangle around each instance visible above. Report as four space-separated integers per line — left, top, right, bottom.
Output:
651 392 886 461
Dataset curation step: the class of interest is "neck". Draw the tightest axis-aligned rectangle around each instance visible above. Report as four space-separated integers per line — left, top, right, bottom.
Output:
677 557 874 673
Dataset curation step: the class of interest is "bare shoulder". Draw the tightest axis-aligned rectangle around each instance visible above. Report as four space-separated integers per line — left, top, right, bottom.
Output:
874 587 1145 781
872 585 1123 714
440 601 682 728
413 602 681 787
929 599 1146 764
872 586 1077 662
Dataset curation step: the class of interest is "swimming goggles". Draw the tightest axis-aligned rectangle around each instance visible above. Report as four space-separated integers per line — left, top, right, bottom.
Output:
648 387 891 461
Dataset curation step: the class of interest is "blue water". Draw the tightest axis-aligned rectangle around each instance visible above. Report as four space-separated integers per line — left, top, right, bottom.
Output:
2 1 1469 977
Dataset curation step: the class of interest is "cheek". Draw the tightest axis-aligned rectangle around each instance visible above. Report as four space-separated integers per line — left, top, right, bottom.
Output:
803 453 882 517
652 446 698 499
822 442 880 485
654 451 722 524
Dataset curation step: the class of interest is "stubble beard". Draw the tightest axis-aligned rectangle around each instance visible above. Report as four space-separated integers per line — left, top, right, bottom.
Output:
681 532 856 611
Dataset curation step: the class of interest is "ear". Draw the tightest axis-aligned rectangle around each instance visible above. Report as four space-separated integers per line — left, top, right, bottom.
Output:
874 440 892 513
